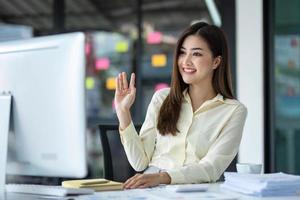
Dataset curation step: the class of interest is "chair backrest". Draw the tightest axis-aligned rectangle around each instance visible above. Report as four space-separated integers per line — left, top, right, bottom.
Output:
98 123 142 182
218 156 237 181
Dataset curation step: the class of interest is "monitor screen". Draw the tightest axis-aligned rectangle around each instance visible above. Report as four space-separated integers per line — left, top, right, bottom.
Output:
0 32 87 178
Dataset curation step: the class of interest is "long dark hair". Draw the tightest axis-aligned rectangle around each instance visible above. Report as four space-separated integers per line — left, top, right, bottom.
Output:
157 22 234 136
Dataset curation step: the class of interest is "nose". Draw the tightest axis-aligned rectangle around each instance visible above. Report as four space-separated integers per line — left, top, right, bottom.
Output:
182 53 192 66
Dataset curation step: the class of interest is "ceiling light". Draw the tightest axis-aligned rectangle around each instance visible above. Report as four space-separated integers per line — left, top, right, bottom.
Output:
205 0 222 27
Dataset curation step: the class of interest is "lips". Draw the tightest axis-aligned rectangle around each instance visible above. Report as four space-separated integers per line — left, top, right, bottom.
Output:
183 67 196 73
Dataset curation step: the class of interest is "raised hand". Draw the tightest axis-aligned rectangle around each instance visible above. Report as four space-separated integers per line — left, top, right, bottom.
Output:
114 72 136 130
115 72 136 111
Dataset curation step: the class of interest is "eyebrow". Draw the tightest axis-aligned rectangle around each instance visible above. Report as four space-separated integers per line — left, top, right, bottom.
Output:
180 47 204 51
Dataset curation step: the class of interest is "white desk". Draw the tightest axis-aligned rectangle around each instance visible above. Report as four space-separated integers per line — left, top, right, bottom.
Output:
3 183 300 200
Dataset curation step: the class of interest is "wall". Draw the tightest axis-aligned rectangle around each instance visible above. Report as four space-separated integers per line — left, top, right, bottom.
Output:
236 0 264 168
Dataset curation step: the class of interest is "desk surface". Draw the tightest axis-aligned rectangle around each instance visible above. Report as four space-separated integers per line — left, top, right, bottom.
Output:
2 183 300 200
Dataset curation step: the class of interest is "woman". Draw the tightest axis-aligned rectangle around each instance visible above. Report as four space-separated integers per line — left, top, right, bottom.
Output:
114 22 247 189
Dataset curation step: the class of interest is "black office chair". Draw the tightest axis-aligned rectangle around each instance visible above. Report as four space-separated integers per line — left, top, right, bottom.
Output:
98 123 142 182
218 156 237 182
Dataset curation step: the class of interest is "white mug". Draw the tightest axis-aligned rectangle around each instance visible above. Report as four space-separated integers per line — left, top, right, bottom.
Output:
236 163 262 174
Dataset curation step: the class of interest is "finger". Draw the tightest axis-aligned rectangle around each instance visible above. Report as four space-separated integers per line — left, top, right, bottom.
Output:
122 72 128 90
124 173 140 185
138 185 150 189
116 75 120 94
128 174 147 189
129 73 135 90
126 175 144 189
130 179 145 189
119 73 123 90
123 177 135 188
124 177 138 189
123 174 140 188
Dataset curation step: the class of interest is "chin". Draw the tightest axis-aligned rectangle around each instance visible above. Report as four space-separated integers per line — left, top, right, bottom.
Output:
182 77 195 84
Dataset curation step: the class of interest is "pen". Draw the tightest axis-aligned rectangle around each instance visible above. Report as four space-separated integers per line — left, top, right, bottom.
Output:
80 180 109 186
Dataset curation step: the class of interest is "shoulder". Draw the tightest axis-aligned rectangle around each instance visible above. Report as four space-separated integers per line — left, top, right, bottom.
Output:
151 88 170 104
224 98 247 116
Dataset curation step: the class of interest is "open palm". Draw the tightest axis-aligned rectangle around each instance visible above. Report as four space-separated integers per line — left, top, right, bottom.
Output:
114 72 136 112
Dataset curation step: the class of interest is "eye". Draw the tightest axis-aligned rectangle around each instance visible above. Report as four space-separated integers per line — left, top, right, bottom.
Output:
179 50 186 56
193 52 202 56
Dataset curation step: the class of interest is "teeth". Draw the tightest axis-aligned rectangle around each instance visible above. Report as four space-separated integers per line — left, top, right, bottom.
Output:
183 68 196 73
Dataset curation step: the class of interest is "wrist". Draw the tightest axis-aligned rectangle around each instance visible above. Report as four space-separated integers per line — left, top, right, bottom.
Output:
158 172 171 184
115 106 130 114
116 109 132 131
119 120 131 131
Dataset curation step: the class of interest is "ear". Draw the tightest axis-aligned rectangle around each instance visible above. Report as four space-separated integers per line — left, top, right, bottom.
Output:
212 56 222 69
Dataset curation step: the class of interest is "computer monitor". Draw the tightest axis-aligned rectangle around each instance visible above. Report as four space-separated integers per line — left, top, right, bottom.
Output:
0 32 87 178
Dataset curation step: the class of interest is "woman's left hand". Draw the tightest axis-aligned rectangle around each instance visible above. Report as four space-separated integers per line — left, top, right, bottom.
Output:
123 172 171 189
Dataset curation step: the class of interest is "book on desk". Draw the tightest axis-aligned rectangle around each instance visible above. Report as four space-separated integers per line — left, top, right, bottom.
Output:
62 178 123 191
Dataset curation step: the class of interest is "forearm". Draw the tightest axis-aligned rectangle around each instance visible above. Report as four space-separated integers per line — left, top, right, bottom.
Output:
120 122 151 171
166 151 238 184
116 108 132 131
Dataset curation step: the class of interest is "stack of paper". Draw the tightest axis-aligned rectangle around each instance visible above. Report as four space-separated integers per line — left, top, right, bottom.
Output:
62 178 123 191
221 172 300 197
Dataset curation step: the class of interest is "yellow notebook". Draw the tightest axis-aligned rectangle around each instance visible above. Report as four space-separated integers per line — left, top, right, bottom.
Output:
62 178 123 191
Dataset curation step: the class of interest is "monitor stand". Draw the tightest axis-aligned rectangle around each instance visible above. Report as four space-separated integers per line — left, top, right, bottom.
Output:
0 93 11 195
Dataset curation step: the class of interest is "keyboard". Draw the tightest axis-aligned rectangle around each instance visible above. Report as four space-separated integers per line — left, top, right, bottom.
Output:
6 184 94 196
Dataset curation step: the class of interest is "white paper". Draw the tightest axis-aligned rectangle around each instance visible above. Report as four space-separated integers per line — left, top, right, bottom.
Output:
222 172 300 197
89 185 238 200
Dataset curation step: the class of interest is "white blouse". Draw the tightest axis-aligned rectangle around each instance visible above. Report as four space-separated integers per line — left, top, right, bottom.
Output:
120 88 247 184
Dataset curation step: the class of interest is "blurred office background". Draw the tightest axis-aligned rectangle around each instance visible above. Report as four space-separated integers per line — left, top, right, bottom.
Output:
0 0 299 181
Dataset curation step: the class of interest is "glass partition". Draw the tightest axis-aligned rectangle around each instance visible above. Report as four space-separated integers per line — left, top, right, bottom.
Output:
271 0 300 173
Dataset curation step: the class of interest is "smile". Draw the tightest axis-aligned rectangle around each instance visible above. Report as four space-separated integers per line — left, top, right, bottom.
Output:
183 68 196 73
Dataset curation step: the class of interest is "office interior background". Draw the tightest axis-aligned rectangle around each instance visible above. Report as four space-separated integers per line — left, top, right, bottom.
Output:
0 0 299 182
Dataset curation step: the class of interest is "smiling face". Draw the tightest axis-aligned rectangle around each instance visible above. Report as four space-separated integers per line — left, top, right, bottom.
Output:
177 35 220 86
